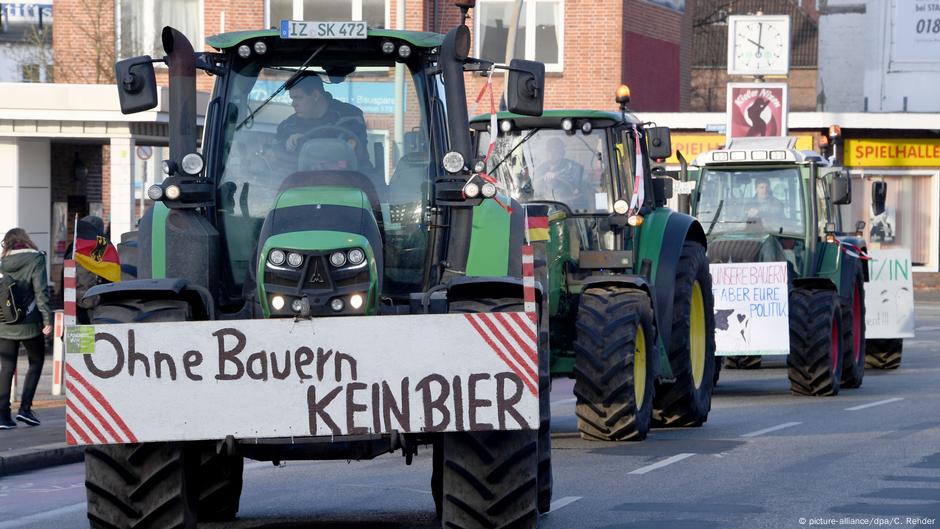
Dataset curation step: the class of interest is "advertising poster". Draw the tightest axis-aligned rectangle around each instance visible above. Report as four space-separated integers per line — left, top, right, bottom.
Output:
726 83 788 139
890 0 940 69
865 249 915 339
710 262 790 356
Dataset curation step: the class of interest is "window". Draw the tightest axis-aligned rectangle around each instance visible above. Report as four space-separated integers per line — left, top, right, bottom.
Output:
118 0 201 59
267 0 388 29
474 0 563 71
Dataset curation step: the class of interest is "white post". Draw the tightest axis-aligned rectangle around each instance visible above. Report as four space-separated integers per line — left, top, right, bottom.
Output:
109 137 136 243
52 310 65 396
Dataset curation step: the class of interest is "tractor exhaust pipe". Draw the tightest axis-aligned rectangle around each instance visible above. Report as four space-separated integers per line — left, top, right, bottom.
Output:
162 27 197 164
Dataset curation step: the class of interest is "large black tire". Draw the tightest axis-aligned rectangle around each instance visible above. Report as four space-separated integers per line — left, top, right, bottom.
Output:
840 261 866 388
443 298 542 528
117 230 139 281
713 357 723 386
88 299 244 526
441 431 539 529
536 322 552 514
86 443 197 529
195 445 244 522
865 339 903 369
787 288 843 396
573 287 655 441
653 242 716 428
724 355 762 369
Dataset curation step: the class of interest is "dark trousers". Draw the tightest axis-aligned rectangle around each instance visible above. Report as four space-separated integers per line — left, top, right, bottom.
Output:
0 336 46 414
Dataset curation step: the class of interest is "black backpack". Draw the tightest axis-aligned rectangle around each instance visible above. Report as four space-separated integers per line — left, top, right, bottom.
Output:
0 272 22 324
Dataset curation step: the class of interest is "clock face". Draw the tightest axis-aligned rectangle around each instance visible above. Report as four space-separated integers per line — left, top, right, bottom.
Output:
727 15 791 75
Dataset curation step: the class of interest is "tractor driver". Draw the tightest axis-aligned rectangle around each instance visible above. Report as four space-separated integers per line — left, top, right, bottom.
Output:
535 137 586 206
269 75 370 170
746 177 786 225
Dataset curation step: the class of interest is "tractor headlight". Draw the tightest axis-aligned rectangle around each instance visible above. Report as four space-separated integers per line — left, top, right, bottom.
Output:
286 252 304 268
147 185 164 201
291 298 304 313
350 294 364 309
347 248 365 266
164 184 181 200
253 41 267 55
181 152 204 175
443 151 465 174
329 251 347 268
481 182 497 198
398 44 412 59
613 199 629 215
330 298 345 312
268 249 287 266
271 295 285 311
382 41 396 54
237 44 251 58
561 118 574 132
463 182 480 198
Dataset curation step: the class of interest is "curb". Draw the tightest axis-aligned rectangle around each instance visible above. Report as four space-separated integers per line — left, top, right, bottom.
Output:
0 443 84 476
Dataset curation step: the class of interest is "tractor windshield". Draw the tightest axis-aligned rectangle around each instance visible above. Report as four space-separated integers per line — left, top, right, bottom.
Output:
697 167 805 236
215 54 434 295
479 129 615 214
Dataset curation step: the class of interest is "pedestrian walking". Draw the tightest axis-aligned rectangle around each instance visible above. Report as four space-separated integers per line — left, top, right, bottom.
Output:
0 228 52 429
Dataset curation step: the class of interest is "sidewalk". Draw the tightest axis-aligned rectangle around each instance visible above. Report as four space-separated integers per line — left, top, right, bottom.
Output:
0 350 83 476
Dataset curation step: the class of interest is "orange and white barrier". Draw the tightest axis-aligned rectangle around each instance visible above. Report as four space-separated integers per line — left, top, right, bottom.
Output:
52 310 65 395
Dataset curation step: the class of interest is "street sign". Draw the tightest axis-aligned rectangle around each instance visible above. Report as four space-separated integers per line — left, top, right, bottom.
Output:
136 145 153 160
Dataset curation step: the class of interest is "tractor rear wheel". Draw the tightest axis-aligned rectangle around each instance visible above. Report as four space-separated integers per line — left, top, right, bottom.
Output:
787 288 843 396
117 230 139 281
865 339 903 369
194 444 243 522
653 242 716 428
573 286 655 441
724 355 762 369
444 298 542 528
840 262 866 388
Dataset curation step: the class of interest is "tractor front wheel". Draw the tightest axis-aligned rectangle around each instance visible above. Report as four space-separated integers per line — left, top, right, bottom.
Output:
573 286 655 441
724 355 762 369
443 298 543 528
787 289 843 396
865 339 903 369
653 242 716 428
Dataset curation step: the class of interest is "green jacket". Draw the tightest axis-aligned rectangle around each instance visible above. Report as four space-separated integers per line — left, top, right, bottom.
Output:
0 249 52 340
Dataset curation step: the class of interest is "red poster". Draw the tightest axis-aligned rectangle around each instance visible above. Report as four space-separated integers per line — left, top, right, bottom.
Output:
726 83 788 138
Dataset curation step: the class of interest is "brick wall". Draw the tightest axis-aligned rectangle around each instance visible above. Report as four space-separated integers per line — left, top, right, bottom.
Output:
52 0 116 83
690 68 818 112
622 0 687 112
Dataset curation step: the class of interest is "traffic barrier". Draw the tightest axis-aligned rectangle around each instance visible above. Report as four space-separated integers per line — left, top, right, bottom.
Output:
52 310 65 395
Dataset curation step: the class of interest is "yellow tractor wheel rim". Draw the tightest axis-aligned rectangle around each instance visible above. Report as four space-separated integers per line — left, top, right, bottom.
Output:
634 325 647 408
690 280 706 389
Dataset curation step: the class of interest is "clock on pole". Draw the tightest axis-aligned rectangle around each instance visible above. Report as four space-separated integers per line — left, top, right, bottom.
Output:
727 14 791 76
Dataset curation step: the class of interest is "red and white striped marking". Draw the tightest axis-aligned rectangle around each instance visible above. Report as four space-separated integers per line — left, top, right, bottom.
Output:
464 312 538 396
63 260 76 326
52 311 64 395
65 364 137 445
463 245 540 396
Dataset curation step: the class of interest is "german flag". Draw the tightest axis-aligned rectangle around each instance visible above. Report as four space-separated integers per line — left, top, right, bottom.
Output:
74 219 121 283
525 212 549 243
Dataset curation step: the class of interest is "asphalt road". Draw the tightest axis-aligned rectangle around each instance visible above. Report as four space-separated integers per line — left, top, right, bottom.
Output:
2 303 939 529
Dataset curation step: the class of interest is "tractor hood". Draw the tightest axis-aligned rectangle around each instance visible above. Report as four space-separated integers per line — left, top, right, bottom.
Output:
706 232 788 264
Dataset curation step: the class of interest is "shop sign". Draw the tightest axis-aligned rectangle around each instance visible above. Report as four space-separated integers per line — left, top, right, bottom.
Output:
726 82 788 139
845 139 940 167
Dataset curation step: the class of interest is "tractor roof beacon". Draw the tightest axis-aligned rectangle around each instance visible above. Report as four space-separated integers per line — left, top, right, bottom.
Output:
470 86 717 442
75 4 555 528
687 134 872 395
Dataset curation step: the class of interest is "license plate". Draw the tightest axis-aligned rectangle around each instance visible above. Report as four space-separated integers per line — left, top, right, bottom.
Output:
280 20 368 39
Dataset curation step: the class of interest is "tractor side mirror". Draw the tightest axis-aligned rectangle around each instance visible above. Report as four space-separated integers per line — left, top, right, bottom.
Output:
646 127 672 161
830 173 851 205
872 181 887 216
115 56 158 114
506 59 545 117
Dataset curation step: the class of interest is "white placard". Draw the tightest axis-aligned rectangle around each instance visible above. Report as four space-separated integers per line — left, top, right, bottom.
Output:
64 313 538 445
865 249 915 339
890 0 940 69
710 262 790 356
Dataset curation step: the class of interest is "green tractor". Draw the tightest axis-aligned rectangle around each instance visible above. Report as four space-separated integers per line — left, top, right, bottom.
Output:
685 136 868 396
77 5 555 528
470 91 717 442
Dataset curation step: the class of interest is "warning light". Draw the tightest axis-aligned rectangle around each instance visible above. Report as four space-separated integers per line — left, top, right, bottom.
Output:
615 84 631 105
